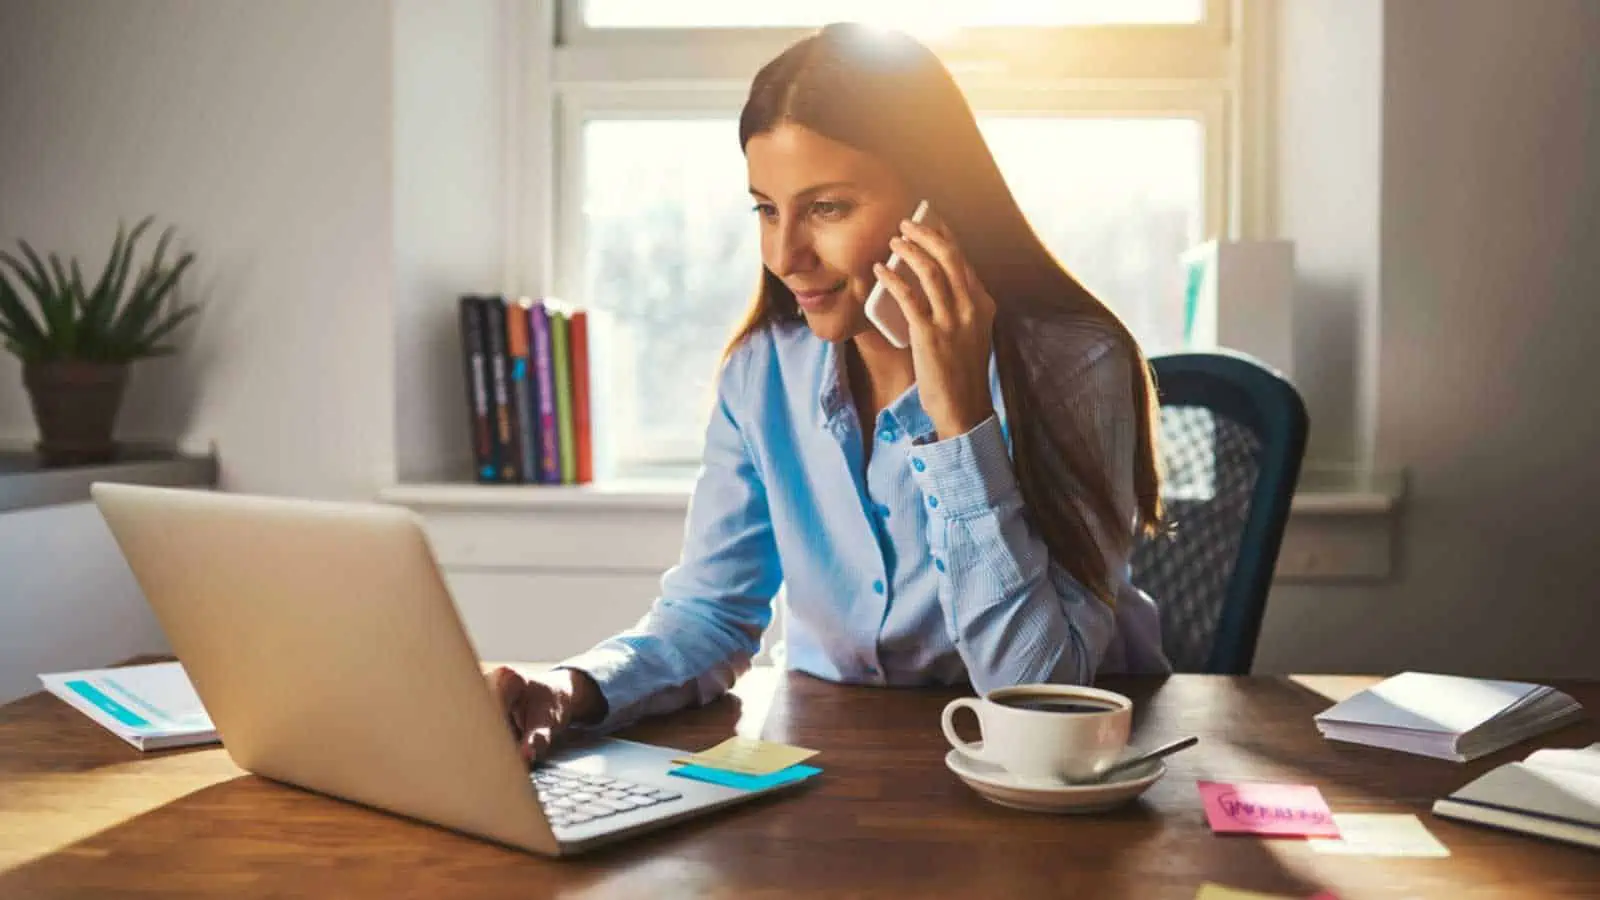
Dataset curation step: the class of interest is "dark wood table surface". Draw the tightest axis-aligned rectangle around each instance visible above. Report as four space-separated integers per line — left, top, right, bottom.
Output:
2 667 1597 899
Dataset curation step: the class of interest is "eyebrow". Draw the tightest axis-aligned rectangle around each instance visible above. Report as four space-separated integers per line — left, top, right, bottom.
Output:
748 181 859 201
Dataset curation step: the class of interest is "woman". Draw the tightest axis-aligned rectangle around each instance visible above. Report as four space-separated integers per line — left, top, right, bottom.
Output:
489 23 1171 761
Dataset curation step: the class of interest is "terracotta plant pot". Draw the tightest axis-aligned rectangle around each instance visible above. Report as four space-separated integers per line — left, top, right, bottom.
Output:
22 360 130 467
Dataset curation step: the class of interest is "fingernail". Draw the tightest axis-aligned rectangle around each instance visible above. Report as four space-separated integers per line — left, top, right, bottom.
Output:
889 236 904 248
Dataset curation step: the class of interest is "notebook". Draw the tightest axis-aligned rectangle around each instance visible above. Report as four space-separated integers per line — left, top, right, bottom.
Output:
1313 672 1584 762
1432 743 1600 851
38 661 218 751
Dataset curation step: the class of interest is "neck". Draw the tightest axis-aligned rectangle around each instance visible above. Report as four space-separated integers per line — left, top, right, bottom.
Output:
847 327 916 412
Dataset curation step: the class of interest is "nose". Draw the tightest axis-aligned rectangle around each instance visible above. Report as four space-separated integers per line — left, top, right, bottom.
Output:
766 217 818 278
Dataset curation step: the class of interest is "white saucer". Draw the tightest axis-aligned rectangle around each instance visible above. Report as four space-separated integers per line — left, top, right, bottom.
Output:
945 743 1166 814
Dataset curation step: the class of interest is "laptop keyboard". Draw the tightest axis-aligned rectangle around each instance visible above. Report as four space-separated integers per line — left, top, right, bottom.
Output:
531 767 683 829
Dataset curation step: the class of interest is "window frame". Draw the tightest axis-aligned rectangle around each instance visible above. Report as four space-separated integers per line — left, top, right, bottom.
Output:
558 0 1233 63
532 0 1256 475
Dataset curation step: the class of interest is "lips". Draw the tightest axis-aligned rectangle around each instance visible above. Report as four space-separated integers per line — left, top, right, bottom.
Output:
790 280 847 311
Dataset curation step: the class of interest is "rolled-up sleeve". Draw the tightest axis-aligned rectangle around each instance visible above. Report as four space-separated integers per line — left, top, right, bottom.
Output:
908 343 1137 693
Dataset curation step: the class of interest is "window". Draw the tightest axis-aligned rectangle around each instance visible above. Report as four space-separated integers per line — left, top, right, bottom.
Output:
582 1 1205 29
542 0 1242 477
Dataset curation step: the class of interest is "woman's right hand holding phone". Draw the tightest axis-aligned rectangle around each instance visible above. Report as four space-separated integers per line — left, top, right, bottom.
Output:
485 666 607 763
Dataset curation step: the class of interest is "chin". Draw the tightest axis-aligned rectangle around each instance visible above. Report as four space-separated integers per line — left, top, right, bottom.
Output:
799 307 866 343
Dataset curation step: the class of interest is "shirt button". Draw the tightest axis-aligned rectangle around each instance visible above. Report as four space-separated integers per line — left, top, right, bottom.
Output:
878 427 898 443
875 503 891 518
872 579 885 595
927 496 939 509
935 558 947 573
911 457 926 472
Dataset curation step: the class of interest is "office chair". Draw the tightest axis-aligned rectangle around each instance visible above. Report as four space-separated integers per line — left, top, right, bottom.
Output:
1130 351 1309 674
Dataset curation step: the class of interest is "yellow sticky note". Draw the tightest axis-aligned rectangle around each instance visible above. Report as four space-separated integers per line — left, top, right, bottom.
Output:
673 736 818 776
1308 813 1450 858
1194 885 1302 900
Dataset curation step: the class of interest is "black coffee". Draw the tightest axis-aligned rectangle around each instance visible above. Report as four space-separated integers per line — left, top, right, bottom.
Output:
995 696 1117 714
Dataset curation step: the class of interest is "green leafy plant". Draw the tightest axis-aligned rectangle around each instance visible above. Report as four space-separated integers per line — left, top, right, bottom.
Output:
0 216 199 364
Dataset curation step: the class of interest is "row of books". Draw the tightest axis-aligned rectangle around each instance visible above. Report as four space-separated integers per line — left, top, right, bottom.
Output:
460 295 592 484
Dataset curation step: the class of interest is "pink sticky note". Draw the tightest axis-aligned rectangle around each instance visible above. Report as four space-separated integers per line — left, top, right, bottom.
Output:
1198 781 1340 838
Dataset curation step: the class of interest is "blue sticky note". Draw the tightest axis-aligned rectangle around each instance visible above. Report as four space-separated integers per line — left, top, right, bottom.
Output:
669 763 822 791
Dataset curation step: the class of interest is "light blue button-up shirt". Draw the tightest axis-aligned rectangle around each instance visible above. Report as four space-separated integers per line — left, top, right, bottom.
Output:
561 319 1170 731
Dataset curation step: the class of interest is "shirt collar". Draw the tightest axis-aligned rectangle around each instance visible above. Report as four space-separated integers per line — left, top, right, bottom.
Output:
817 339 851 427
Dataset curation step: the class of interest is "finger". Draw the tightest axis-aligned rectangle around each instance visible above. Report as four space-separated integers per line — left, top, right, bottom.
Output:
487 666 516 702
926 211 956 242
872 261 931 333
900 220 973 319
890 234 955 327
963 259 995 318
521 683 558 737
487 668 522 731
522 729 548 764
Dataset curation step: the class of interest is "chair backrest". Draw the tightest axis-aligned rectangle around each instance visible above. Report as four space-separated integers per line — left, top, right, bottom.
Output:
1130 351 1309 674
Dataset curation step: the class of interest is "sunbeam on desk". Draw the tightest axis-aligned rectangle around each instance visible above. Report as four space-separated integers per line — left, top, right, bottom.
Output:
0 750 244 872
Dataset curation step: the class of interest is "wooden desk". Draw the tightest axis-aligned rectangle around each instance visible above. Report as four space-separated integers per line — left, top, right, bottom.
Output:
2 670 1597 898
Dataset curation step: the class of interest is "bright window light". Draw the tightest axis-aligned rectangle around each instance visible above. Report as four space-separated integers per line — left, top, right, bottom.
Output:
582 0 1204 29
579 116 1203 471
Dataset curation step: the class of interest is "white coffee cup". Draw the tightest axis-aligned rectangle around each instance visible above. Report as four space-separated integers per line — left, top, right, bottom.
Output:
941 684 1133 782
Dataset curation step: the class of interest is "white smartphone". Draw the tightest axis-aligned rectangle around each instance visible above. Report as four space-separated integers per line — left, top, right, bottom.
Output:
863 199 931 349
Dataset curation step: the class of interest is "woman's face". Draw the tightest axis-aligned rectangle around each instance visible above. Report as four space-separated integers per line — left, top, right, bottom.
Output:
745 123 915 343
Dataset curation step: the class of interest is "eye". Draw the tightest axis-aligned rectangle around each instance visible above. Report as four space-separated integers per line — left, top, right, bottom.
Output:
751 202 779 222
811 199 854 221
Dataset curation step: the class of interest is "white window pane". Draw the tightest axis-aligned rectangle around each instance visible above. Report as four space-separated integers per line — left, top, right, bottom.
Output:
582 119 757 471
580 116 1204 472
979 116 1204 356
583 0 1202 29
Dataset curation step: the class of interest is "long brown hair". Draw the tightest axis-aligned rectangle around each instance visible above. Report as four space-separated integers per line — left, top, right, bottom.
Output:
727 23 1162 605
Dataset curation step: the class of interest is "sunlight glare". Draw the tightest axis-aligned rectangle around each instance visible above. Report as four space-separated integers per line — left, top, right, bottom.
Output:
583 0 1204 29
0 750 240 872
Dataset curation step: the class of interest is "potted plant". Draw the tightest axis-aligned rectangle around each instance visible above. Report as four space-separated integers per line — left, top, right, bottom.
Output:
0 217 198 466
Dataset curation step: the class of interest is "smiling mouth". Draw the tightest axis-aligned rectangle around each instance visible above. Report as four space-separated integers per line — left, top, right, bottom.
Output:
792 280 847 301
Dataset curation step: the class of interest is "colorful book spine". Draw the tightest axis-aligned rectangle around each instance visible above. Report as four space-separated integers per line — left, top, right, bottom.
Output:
504 298 539 483
458 296 497 483
482 295 519 482
550 310 577 485
569 310 593 484
530 301 561 484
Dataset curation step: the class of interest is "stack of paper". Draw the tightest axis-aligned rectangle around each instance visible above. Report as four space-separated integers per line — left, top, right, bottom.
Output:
1432 743 1600 851
1314 672 1584 762
38 662 218 751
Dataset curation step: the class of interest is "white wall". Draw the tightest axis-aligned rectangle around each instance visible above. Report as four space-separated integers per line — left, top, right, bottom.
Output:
0 0 405 698
0 504 166 704
392 0 514 483
1258 0 1600 677
0 0 396 500
1271 0 1384 467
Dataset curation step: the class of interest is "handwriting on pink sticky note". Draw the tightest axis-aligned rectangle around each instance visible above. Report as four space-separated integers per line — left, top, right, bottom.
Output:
1198 781 1340 838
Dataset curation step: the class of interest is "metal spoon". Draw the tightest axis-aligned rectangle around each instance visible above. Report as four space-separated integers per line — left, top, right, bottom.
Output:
1076 735 1198 784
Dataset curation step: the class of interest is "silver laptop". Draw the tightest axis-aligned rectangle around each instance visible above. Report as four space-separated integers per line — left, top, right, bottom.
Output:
90 481 806 856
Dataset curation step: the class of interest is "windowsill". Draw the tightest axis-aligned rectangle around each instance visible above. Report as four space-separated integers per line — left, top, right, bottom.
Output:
378 478 696 512
1288 466 1405 516
379 464 1404 517
382 465 1403 582
0 443 219 514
